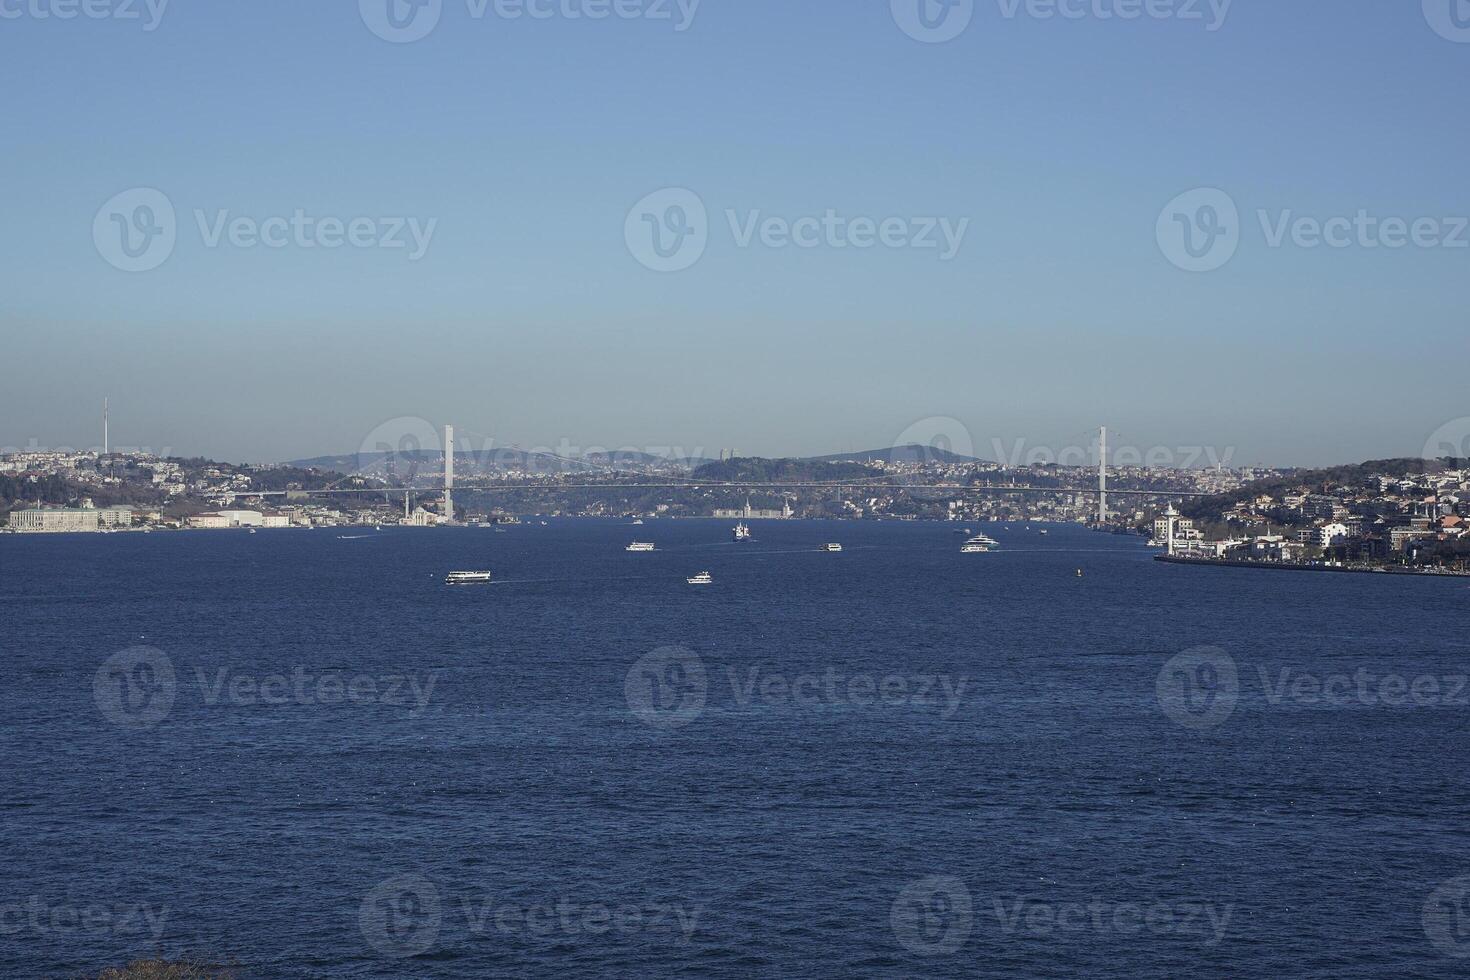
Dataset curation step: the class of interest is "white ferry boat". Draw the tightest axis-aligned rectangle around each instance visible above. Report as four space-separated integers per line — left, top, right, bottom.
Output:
687 571 713 585
823 543 843 552
626 541 656 552
733 523 752 542
445 571 493 585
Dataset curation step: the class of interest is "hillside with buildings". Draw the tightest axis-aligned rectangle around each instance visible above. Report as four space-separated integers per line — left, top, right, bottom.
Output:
1156 458 1470 570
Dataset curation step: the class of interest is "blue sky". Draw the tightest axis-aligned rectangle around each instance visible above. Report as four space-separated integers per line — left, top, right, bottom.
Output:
2 0 1467 466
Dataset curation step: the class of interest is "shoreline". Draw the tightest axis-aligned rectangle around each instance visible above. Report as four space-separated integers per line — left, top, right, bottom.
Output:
1154 554 1470 579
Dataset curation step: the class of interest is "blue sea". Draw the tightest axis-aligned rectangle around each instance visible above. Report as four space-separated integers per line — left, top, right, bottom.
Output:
3 520 1470 978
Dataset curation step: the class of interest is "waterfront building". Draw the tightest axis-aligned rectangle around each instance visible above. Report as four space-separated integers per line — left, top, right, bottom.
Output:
7 508 100 532
97 506 133 528
714 496 795 520
189 510 264 529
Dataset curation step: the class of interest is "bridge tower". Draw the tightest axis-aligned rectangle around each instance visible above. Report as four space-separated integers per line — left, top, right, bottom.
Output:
443 424 454 524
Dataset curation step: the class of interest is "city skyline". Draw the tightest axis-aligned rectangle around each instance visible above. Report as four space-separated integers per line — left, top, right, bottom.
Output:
1 397 1466 470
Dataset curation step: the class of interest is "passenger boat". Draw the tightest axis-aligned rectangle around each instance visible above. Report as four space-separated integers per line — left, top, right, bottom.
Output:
823 543 843 552
686 571 713 585
445 571 493 585
733 523 752 542
626 542 656 552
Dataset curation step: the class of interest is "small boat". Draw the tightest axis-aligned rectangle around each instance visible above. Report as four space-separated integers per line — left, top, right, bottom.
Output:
375 525 383 531
823 543 843 552
1039 529 1048 535
445 571 493 585
1076 568 1084 577
632 519 645 525
626 542 656 552
248 529 257 534
687 571 713 585
733 522 752 542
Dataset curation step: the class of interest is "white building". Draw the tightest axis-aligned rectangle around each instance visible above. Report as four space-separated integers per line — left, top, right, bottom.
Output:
190 510 264 529
97 506 133 528
7 508 100 532
1318 522 1350 547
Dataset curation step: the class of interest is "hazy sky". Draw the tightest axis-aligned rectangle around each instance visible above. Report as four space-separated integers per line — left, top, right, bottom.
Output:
2 0 1467 467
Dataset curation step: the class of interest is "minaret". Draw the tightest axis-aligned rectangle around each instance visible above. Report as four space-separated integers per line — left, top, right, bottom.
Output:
1163 503 1179 556
443 425 455 524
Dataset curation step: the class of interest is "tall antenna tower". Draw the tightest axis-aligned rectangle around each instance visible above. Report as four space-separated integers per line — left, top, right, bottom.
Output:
1098 425 1108 524
103 397 109 456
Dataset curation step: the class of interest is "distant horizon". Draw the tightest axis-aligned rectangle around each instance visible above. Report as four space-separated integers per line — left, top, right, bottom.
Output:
6 426 1467 474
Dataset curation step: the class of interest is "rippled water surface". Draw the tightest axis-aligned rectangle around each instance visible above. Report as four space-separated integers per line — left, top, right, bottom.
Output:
3 520 1470 977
